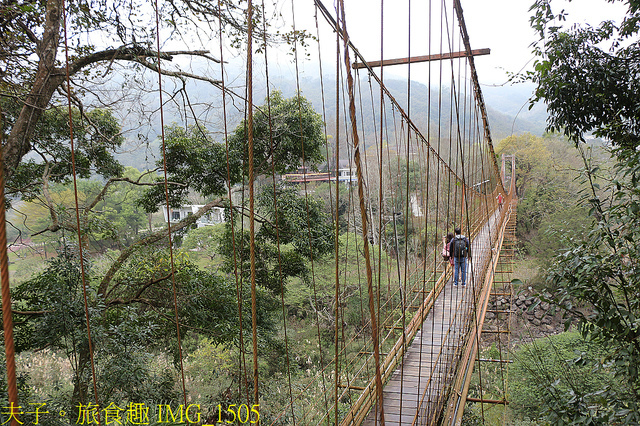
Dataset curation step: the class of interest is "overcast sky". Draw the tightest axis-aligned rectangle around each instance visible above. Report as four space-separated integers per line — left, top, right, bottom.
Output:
253 0 629 87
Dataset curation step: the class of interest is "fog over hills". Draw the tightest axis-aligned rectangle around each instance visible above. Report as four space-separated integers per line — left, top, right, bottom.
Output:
116 70 547 169
256 72 547 144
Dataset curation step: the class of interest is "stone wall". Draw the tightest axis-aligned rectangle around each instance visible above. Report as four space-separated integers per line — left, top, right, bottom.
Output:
486 292 558 334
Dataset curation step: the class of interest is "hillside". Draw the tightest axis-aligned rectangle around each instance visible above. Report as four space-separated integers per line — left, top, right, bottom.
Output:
115 72 547 169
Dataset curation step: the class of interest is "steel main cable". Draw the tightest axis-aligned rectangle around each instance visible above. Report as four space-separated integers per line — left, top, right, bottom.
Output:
245 0 261 407
449 3 504 423
337 1 386 424
307 16 341 418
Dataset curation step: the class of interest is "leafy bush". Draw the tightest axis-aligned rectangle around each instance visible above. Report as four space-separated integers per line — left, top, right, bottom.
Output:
510 331 617 422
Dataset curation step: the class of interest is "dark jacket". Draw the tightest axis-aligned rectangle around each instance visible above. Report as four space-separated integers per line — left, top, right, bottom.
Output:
451 234 471 259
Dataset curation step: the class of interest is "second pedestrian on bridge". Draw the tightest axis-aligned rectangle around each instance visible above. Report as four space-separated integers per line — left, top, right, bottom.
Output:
451 227 471 286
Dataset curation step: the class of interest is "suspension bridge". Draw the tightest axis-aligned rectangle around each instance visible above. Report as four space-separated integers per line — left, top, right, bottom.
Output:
0 0 519 424
264 1 518 423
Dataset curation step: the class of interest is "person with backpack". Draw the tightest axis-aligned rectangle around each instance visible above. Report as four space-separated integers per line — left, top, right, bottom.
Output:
451 227 471 286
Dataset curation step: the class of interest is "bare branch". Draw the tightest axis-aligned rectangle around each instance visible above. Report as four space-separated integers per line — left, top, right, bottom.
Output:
98 198 225 296
85 175 186 212
106 271 173 302
135 57 222 86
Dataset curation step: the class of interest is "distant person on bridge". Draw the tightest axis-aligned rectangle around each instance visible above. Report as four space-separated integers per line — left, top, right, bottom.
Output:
452 227 471 286
497 192 504 210
443 232 455 267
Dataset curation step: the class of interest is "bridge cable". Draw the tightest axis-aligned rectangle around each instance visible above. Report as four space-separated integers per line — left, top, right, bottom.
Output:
291 0 333 423
0 63 19 426
152 0 189 407
260 0 297 421
217 0 251 404
337 0 386 423
245 0 261 406
398 0 413 421
62 3 102 420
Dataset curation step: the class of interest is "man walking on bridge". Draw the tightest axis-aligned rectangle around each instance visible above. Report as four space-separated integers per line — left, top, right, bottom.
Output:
452 227 471 286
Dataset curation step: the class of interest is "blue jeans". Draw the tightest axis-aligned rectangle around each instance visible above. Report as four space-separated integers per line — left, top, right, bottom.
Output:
454 256 467 285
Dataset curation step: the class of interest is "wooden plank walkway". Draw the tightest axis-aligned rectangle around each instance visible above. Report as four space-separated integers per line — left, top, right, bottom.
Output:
362 209 504 425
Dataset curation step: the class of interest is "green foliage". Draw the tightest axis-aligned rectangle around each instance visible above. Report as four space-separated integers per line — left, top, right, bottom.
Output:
5 105 125 202
228 91 325 176
542 147 640 423
185 339 236 395
0 355 31 426
140 91 325 212
94 167 151 245
287 231 395 329
10 168 151 249
11 247 89 354
528 0 640 149
496 133 595 269
138 125 239 212
257 184 334 258
219 184 334 295
510 332 618 423
180 224 226 263
12 244 278 409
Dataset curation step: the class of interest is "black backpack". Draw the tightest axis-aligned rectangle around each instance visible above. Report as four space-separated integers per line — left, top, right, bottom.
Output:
452 236 468 258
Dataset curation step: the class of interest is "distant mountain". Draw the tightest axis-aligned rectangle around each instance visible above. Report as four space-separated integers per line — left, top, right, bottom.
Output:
482 82 548 140
268 73 547 145
114 71 548 169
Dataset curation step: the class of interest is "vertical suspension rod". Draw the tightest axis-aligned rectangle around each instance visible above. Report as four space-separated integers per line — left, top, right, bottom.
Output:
246 0 260 407
0 108 20 426
336 0 385 424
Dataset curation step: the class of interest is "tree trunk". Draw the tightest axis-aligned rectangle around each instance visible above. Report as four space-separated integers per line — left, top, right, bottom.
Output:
4 0 65 180
71 344 90 407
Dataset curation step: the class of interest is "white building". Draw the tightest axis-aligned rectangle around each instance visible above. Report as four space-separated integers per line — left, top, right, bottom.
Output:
337 167 358 183
163 205 225 227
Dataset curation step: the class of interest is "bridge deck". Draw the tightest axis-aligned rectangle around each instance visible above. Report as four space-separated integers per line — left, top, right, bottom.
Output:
363 208 504 425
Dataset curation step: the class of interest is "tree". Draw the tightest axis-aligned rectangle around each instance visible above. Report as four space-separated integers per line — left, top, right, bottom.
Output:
527 1 640 422
219 184 334 295
1 104 140 248
3 103 124 202
0 0 280 180
528 0 640 148
8 89 330 409
138 91 325 212
12 244 277 409
11 167 151 250
228 91 325 176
